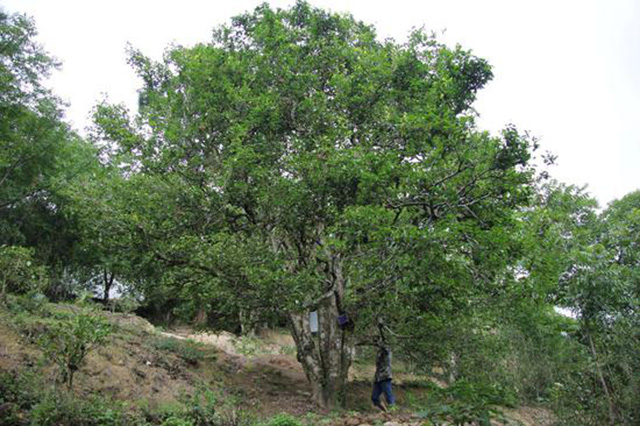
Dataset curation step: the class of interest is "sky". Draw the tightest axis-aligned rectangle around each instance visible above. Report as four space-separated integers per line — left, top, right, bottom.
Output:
3 0 639 207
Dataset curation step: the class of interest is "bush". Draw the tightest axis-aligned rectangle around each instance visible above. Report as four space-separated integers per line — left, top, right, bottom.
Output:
161 417 195 426
151 336 205 365
4 291 48 315
143 388 252 426
111 294 141 314
37 310 112 390
416 380 509 426
261 413 302 426
0 370 41 409
0 369 146 426
180 388 219 425
29 391 142 426
0 370 42 425
232 335 264 357
0 246 48 301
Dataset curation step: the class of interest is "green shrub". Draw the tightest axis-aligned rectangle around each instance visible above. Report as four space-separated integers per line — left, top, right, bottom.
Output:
416 380 509 426
261 413 302 426
151 336 204 365
10 311 58 345
0 370 41 409
112 294 141 314
182 387 254 426
0 369 144 426
0 246 48 301
161 417 195 426
180 388 219 425
142 388 251 426
0 403 20 426
0 370 43 425
232 335 263 357
29 392 141 426
3 292 49 316
37 311 112 390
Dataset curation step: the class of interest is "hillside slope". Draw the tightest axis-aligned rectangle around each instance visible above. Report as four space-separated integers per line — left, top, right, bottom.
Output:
0 302 554 425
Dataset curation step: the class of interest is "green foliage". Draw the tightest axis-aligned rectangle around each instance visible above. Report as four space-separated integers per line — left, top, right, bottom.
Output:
92 1 537 406
260 413 302 426
548 191 640 425
0 370 42 425
0 11 66 225
111 293 142 314
0 245 48 299
37 310 112 390
0 369 142 426
162 417 195 426
29 391 141 426
151 336 205 365
416 380 508 426
0 11 103 302
279 344 297 357
0 364 250 426
142 388 252 426
3 291 49 317
179 388 219 425
60 169 147 301
232 335 265 357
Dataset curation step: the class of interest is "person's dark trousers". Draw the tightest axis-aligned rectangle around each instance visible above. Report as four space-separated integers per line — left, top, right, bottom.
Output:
371 378 395 408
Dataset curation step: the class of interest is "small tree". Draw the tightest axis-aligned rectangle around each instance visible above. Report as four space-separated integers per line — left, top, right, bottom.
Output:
38 311 111 390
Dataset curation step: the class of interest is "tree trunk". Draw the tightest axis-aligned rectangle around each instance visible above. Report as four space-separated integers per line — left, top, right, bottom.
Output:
239 308 258 336
587 332 617 426
447 351 459 385
103 270 114 303
279 233 353 408
194 306 208 326
288 292 352 409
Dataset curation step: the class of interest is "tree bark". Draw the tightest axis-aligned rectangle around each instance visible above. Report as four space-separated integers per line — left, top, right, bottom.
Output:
287 250 353 409
194 306 208 326
102 270 114 303
447 351 459 385
288 292 352 408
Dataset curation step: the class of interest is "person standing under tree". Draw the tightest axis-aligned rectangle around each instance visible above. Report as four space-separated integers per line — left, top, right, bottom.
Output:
371 323 395 411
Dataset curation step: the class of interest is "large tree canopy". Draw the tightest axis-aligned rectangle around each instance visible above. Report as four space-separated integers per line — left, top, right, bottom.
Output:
94 2 537 407
0 11 90 285
0 10 69 211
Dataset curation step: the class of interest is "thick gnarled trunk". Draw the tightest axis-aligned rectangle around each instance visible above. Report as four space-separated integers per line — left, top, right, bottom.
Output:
279 232 353 408
289 292 352 408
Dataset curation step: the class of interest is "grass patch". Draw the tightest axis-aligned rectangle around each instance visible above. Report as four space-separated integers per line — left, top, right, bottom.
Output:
150 335 208 365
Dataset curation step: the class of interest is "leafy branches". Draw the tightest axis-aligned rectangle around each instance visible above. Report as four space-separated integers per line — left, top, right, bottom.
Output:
37 310 111 390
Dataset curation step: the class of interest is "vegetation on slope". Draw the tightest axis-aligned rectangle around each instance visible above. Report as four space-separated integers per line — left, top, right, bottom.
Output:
1 3 639 424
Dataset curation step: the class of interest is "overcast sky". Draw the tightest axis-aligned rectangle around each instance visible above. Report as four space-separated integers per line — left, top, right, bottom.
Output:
4 0 639 207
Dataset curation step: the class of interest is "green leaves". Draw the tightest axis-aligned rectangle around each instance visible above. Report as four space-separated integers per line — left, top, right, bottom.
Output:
88 4 542 400
0 245 48 299
0 11 93 293
37 310 111 390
